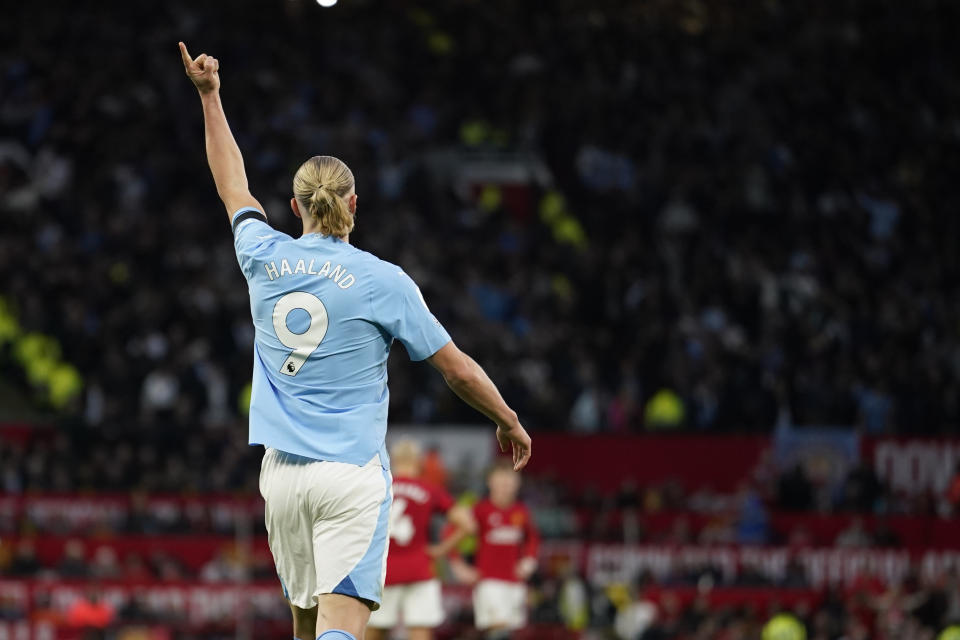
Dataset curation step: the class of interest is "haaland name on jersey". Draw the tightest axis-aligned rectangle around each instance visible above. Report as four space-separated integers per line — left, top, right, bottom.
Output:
263 257 357 289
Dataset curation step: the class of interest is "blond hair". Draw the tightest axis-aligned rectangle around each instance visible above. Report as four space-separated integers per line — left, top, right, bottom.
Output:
292 155 355 237
487 458 517 478
390 438 423 466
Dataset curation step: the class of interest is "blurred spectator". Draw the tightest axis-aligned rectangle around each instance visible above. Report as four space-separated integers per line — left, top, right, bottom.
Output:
570 385 603 433
778 464 814 512
946 462 960 517
117 591 156 625
698 513 737 546
124 492 161 534
761 612 806 640
941 626 960 640
150 552 187 581
0 593 24 621
29 592 62 628
841 463 885 513
90 546 123 580
660 516 693 546
643 389 685 430
139 364 179 421
616 479 641 510
8 539 41 576
421 445 448 490
785 525 815 548
871 518 902 548
854 381 894 435
557 566 589 633
835 517 872 548
736 484 770 545
781 558 809 589
65 589 115 630
58 539 89 578
122 553 153 581
200 546 249 583
613 584 658 640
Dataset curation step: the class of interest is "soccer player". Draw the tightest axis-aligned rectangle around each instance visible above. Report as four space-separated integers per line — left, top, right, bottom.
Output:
366 439 474 640
178 44 532 640
454 460 540 637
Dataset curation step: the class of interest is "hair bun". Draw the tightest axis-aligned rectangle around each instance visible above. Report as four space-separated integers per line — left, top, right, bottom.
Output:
292 155 356 238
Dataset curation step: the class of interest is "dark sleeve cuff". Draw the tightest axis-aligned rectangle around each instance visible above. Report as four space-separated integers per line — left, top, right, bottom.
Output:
231 209 268 233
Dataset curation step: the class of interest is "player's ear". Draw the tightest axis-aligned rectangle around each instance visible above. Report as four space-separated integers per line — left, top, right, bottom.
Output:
348 193 357 214
290 197 303 219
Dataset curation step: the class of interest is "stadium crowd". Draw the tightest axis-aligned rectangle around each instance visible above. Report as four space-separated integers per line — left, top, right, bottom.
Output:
6 423 960 524
604 573 960 640
2 0 960 435
3 535 960 640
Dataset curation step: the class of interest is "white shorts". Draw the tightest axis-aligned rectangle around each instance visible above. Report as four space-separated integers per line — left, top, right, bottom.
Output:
367 579 444 629
259 447 392 610
473 579 527 630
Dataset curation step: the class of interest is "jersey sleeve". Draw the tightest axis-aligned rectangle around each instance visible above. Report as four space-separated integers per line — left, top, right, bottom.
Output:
432 484 455 514
521 505 540 560
231 207 287 280
370 267 451 361
473 502 487 535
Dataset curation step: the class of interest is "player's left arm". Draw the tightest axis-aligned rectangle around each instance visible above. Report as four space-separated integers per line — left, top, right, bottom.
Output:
428 503 476 559
447 504 482 585
515 506 540 581
179 42 263 220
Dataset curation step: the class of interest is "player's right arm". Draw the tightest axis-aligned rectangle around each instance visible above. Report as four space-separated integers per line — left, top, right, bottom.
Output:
515 505 540 581
428 503 476 559
179 42 263 219
428 342 532 471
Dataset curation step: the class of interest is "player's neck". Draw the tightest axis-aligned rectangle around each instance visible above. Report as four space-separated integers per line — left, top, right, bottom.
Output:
491 497 515 509
300 221 350 243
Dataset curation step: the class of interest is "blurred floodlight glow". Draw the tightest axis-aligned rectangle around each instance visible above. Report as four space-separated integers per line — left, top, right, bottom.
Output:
317 0 337 6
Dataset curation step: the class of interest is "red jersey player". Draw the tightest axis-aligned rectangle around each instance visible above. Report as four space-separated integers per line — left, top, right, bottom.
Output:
367 439 474 640
454 459 540 635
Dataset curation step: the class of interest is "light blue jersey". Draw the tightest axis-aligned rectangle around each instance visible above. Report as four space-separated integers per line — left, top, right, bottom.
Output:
231 207 451 469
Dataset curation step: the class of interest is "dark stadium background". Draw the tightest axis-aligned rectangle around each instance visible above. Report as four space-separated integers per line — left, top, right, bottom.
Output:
1 0 960 638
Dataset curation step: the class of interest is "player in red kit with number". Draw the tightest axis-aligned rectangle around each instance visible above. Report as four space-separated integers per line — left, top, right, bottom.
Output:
454 460 540 636
367 440 475 640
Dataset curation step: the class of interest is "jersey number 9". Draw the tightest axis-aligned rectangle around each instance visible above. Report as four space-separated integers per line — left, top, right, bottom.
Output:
272 291 329 376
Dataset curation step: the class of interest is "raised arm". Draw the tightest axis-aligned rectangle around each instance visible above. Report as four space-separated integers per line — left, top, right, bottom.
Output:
179 42 262 219
428 342 532 470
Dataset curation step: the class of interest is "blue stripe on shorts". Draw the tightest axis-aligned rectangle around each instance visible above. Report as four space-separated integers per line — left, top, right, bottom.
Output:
332 464 392 609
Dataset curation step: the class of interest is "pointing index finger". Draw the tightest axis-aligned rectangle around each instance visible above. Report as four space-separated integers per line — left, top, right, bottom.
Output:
178 41 193 67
